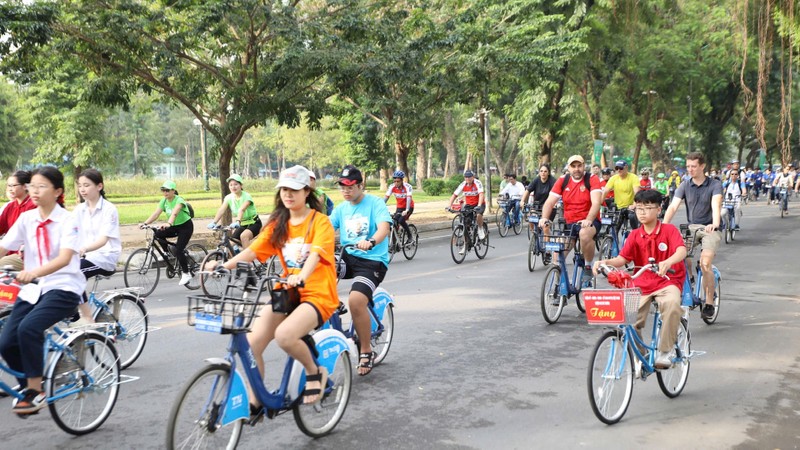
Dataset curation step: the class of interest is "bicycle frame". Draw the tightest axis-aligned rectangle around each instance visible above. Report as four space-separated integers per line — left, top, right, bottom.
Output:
322 288 393 340
611 313 662 378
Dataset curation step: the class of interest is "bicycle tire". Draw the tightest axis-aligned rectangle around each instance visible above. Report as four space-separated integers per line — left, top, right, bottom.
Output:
47 331 120 435
498 212 509 237
513 213 522 235
598 236 613 260
372 304 395 365
402 225 419 260
657 319 691 398
200 250 228 298
93 294 148 370
527 235 539 272
475 223 489 259
388 228 397 263
293 350 353 438
0 307 18 396
123 248 160 297
450 226 467 264
266 255 282 277
451 214 462 230
183 244 207 290
166 363 243 450
575 290 586 313
540 265 564 324
587 330 634 425
701 277 721 325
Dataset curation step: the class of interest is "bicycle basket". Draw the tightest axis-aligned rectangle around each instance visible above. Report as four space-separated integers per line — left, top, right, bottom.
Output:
722 200 736 208
583 288 641 325
450 202 463 211
0 281 20 306
542 231 576 252
187 295 263 334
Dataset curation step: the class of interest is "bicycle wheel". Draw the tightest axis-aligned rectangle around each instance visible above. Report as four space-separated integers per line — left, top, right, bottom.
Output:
123 248 160 297
498 212 509 237
450 226 467 264
200 250 228 298
402 225 419 260
388 228 397 263
451 214 462 230
0 307 18 396
372 304 394 365
598 236 613 260
293 350 353 438
723 217 730 244
475 223 489 259
701 277 721 325
587 330 634 425
540 265 564 324
47 332 120 435
513 213 522 235
657 319 691 398
166 364 243 450
266 255 282 276
183 244 207 290
93 294 148 370
527 235 539 272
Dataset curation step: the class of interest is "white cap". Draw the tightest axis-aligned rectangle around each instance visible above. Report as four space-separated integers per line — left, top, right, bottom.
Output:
276 165 311 190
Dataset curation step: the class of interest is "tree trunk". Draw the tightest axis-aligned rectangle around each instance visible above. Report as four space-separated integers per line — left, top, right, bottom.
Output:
426 139 433 178
73 164 83 203
633 125 646 174
133 130 140 175
415 138 426 189
539 66 568 165
442 111 458 178
394 138 411 180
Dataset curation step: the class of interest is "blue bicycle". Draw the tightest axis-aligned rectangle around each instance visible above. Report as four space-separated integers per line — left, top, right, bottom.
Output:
166 266 352 449
597 208 623 260
680 225 722 325
778 188 789 218
721 195 739 244
496 195 523 237
526 206 552 272
540 223 586 323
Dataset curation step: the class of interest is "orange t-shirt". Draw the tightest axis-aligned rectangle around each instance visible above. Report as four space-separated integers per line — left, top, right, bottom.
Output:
250 211 338 322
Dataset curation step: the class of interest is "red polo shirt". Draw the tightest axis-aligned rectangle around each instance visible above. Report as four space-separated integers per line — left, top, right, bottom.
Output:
618 221 686 294
0 196 35 256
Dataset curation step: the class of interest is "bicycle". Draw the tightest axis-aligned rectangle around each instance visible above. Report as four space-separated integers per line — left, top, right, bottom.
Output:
585 262 693 425
0 272 123 435
721 195 739 244
525 206 551 272
200 224 271 298
596 207 623 261
166 265 352 449
539 223 587 323
496 195 523 237
387 212 419 262
123 225 207 296
447 204 490 264
679 225 722 325
778 187 789 217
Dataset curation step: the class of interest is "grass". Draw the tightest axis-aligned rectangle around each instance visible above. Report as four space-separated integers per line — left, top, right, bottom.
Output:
61 176 450 224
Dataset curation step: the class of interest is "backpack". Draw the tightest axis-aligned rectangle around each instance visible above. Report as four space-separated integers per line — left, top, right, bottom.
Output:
561 174 592 192
185 202 195 218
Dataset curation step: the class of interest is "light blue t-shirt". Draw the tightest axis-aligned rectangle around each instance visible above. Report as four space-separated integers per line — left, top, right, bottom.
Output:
330 193 393 267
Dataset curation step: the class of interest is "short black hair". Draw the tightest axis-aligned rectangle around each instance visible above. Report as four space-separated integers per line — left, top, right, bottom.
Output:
633 189 663 205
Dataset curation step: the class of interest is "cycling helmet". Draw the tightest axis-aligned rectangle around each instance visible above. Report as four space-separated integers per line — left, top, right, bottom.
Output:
393 170 405 179
640 168 650 175
601 168 612 175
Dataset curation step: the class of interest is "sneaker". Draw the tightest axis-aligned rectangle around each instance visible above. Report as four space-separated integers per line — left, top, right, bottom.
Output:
701 303 715 319
734 225 740 231
634 358 643 378
12 388 46 414
655 351 675 370
458 245 466 255
542 253 552 266
478 227 486 240
179 272 193 286
550 295 561 307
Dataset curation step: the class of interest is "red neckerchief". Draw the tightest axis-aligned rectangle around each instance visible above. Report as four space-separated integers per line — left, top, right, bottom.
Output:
36 219 53 265
639 220 662 261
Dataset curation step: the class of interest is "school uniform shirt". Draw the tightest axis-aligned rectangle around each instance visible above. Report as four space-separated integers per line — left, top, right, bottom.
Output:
250 211 338 321
74 197 122 272
330 194 393 266
0 206 85 296
619 221 686 295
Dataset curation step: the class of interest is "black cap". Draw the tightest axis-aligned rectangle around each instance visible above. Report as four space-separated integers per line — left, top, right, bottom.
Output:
338 165 363 186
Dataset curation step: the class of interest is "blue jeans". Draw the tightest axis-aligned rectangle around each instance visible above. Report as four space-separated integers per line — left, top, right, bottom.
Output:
0 290 81 386
505 200 520 224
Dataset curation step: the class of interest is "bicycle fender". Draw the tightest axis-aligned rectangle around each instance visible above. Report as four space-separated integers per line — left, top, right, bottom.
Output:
372 288 394 326
286 329 351 403
712 266 721 283
222 369 249 426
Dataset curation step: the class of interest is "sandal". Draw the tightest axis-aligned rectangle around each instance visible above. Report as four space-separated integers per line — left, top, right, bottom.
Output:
358 351 376 376
302 366 328 405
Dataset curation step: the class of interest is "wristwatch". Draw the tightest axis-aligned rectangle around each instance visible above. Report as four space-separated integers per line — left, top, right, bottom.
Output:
367 238 377 248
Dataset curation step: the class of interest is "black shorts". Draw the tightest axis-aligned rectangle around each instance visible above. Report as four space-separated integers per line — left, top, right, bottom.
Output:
341 251 388 302
233 217 262 242
565 219 602 237
466 204 486 214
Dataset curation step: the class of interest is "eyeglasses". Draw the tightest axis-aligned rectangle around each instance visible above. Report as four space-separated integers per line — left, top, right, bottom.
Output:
6 184 21 188
634 206 659 214
338 185 359 192
26 184 52 192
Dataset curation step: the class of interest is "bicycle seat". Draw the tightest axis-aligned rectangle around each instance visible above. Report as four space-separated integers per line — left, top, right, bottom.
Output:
95 271 116 281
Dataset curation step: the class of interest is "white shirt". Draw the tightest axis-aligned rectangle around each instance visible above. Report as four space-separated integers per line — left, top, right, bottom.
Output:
0 206 85 295
73 197 122 271
499 181 525 199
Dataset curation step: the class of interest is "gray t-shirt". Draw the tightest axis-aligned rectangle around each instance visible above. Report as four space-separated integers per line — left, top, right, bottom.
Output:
674 176 723 225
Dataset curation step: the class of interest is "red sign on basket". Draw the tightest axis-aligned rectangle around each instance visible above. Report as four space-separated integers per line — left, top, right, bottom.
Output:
583 290 626 325
0 282 21 305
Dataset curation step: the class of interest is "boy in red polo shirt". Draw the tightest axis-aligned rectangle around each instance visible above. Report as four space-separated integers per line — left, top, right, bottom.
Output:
592 189 687 369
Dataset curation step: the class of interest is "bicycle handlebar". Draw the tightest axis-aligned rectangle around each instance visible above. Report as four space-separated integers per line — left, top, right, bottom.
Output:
0 268 40 285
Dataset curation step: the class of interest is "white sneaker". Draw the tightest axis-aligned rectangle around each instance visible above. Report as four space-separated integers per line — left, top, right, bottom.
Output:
179 273 193 286
655 351 675 369
478 227 486 240
458 246 466 255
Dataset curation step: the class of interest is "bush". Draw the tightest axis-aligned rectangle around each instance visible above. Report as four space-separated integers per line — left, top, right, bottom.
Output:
421 178 446 196
445 174 463 194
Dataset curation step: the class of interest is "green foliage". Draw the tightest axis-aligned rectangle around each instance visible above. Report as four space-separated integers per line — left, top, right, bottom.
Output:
421 178 446 196
444 174 464 194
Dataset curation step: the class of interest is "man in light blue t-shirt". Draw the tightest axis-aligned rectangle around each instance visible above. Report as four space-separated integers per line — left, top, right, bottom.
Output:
330 165 392 376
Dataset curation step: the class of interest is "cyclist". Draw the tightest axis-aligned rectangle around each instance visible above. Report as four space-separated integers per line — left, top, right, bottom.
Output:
663 151 723 320
383 170 414 242
204 165 338 407
522 164 556 213
73 169 121 325
721 170 746 229
140 180 194 287
598 167 615 207
330 165 392 376
752 168 763 200
639 168 653 190
308 170 334 215
602 160 641 231
498 173 525 225
539 155 603 286
447 170 487 240
773 166 794 212
208 174 262 249
593 189 687 369
654 173 668 196
0 170 34 271
0 167 85 415
763 168 775 203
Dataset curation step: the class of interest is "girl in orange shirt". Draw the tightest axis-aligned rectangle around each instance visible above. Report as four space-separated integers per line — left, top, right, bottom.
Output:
204 165 337 408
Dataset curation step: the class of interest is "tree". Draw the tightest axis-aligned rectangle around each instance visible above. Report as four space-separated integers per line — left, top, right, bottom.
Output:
0 78 30 173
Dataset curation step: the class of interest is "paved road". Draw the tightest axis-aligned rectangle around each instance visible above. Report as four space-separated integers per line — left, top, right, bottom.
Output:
2 200 799 449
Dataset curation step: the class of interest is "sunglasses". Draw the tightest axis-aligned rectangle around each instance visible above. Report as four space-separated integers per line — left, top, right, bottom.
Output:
615 167 624 171
160 188 170 192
